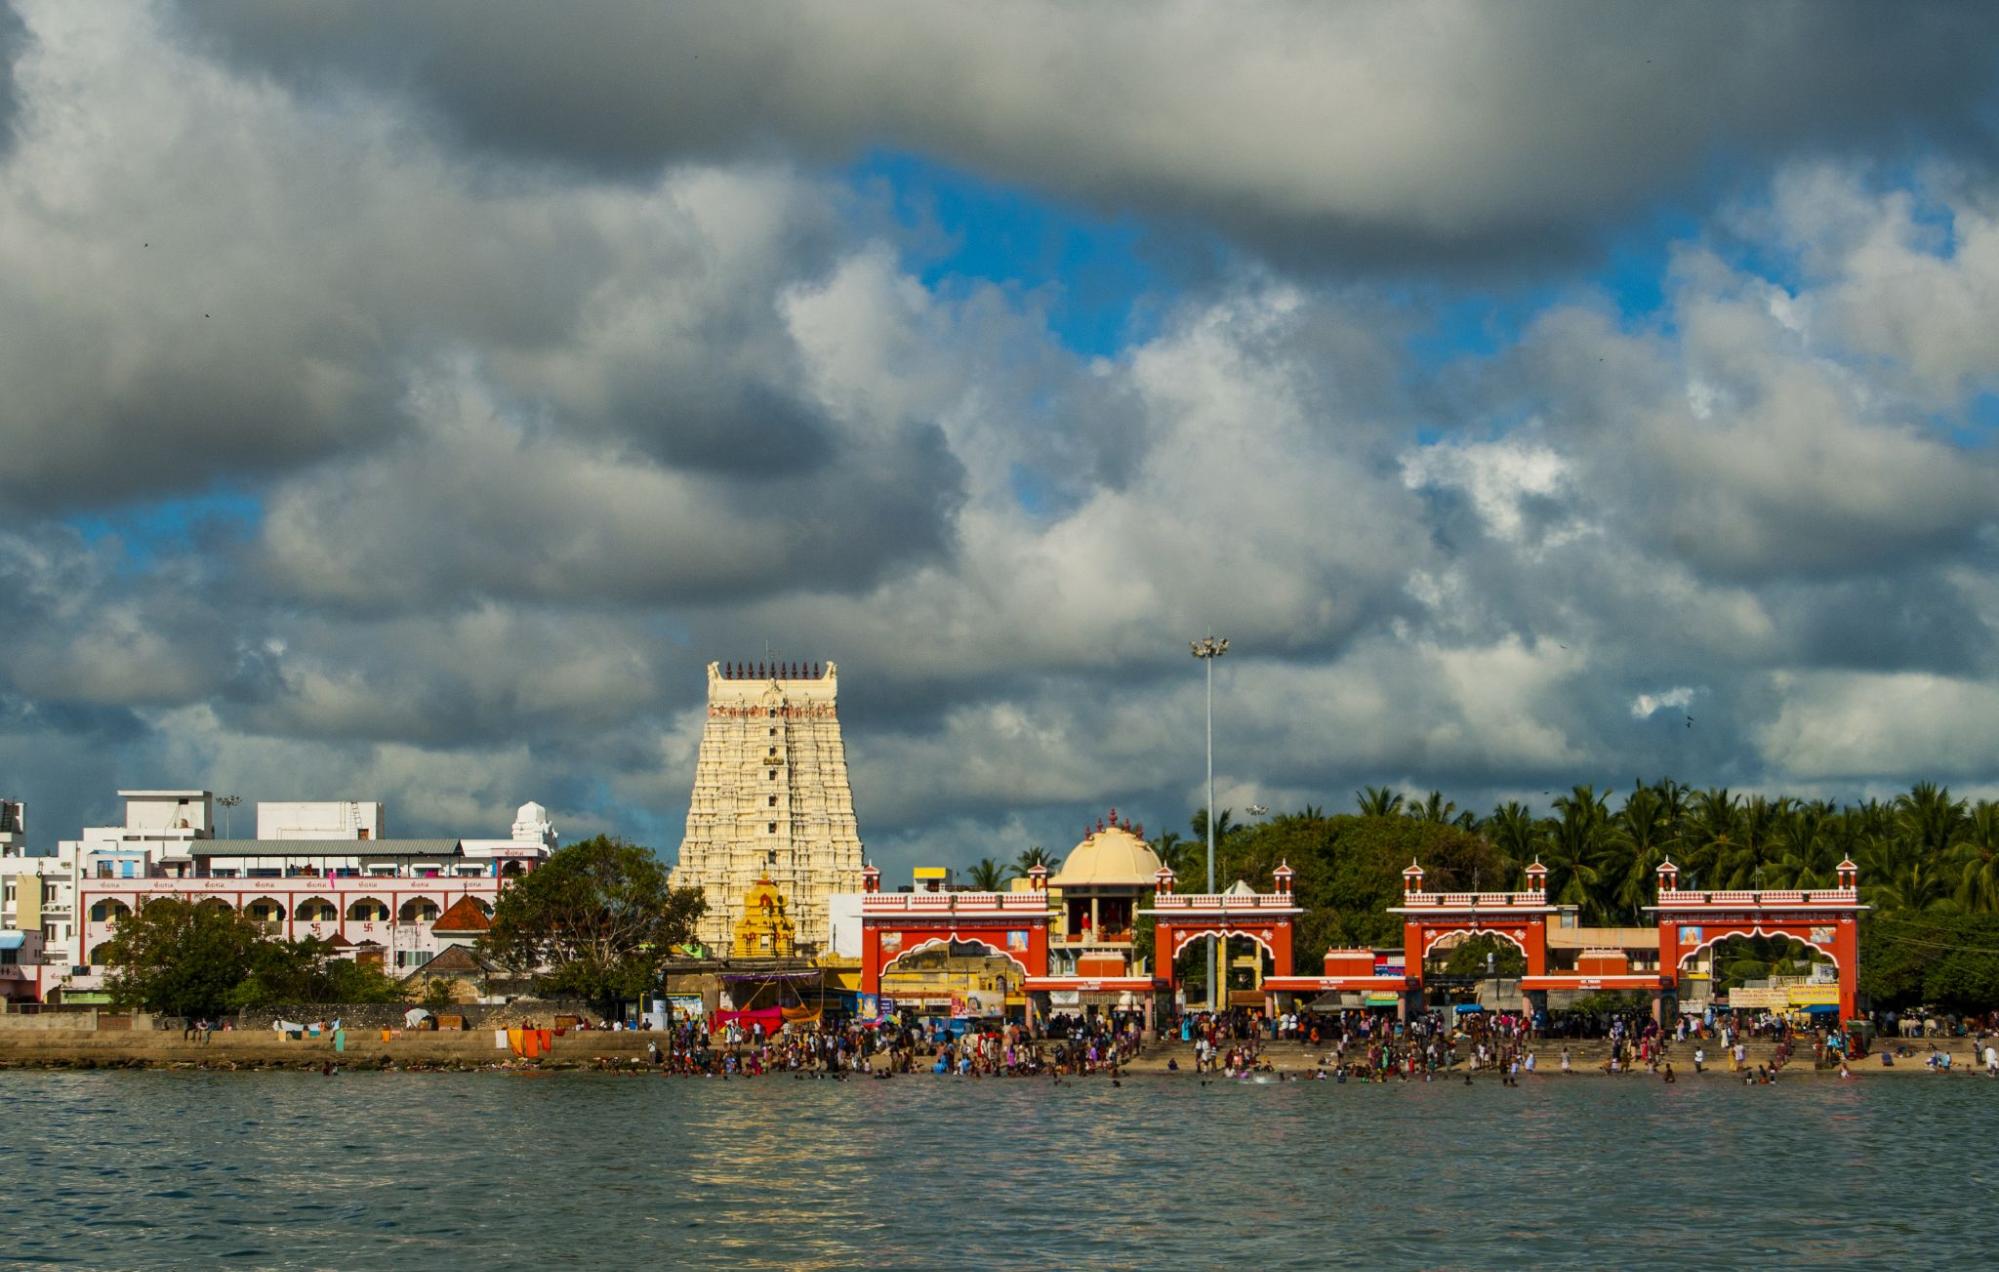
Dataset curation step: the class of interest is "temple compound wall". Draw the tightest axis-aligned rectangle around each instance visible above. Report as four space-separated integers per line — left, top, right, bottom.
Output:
670 661 864 954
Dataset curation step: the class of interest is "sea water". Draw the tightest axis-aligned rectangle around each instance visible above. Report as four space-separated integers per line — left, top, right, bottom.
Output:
5 1070 1993 1268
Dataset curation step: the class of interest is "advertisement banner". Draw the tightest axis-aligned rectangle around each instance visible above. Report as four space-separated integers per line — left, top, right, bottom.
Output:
1048 989 1081 1008
1788 985 1839 1007
666 994 706 1019
1725 987 1788 1009
855 993 881 1022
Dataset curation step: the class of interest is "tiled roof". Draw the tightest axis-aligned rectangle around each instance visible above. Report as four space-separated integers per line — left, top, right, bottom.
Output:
399 944 498 981
190 838 463 858
431 895 493 934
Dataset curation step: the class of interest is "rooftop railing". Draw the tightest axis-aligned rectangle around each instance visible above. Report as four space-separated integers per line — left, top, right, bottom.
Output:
1655 887 1858 906
1395 891 1549 908
861 892 1047 913
1149 893 1298 910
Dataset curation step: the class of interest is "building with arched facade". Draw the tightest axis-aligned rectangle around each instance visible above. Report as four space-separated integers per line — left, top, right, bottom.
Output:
39 792 557 1003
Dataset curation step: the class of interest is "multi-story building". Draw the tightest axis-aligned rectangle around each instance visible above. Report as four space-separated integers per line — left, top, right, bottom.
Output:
36 792 558 1004
0 799 78 1003
670 660 865 954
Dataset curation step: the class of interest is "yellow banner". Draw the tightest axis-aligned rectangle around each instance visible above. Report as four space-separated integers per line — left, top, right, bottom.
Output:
18 879 40 930
1725 987 1788 1008
1787 985 1838 1006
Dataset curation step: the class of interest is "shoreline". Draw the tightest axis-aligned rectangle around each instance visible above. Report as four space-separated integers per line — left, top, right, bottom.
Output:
1 1034 1989 1078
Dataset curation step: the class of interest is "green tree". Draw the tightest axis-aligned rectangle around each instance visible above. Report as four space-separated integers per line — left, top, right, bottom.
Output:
1354 786 1404 817
1011 844 1062 877
480 835 705 1018
966 857 1008 891
103 898 261 1018
1440 933 1526 977
229 937 407 1009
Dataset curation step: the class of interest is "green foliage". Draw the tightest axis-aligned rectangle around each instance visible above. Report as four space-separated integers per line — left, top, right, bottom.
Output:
101 898 410 1017
229 938 408 1009
104 898 262 1018
966 857 1008 891
480 835 705 1016
1011 844 1062 877
1861 912 1999 1010
1440 934 1526 977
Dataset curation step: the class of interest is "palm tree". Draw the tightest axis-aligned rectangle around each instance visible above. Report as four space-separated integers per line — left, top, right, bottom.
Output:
1607 784 1671 919
1683 787 1738 889
1872 857 1958 914
1410 790 1458 824
1485 801 1542 881
1895 782 1967 863
1546 786 1613 923
1189 807 1237 844
1948 800 1999 913
1011 845 1061 878
1354 786 1403 817
966 857 1008 892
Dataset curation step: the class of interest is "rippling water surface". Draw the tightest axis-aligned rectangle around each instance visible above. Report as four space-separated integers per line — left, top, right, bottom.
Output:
6 1070 1994 1268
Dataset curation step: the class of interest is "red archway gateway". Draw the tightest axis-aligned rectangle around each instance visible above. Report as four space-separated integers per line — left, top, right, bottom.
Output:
1388 861 1555 1009
1645 857 1866 1022
1139 863 1300 992
858 865 1050 996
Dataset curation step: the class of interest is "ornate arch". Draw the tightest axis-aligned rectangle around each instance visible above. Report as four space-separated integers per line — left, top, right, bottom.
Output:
1165 926 1282 960
1676 924 1841 969
880 933 1031 976
1418 925 1532 959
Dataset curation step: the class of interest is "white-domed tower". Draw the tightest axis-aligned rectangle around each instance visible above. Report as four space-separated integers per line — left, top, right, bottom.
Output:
512 801 556 849
670 660 864 954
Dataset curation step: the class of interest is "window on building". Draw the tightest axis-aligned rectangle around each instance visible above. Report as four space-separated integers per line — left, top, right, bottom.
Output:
767 822 777 834
768 770 777 780
767 795 777 807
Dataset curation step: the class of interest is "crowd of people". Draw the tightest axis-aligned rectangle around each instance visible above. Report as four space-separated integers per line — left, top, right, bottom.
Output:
593 1011 1148 1079
569 1000 1999 1082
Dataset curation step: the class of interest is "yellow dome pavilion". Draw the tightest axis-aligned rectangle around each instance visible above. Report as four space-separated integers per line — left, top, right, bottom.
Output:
731 874 797 958
1051 818 1163 889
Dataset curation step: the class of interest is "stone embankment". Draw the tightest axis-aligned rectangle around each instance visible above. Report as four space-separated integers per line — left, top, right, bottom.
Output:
0 1030 1987 1076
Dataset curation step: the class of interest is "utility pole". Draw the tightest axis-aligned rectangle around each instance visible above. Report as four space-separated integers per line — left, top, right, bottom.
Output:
1190 634 1229 1012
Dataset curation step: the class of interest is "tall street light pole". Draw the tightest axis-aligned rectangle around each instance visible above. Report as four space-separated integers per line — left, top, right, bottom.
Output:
1190 634 1228 1013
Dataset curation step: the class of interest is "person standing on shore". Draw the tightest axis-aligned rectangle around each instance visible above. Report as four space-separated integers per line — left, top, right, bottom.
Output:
1693 1045 1705 1073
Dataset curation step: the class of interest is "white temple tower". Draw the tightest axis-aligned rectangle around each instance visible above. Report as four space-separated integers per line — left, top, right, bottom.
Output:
670 660 864 954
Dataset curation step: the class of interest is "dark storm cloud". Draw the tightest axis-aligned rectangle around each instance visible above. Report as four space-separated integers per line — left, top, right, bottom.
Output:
179 0 1999 264
0 1 26 155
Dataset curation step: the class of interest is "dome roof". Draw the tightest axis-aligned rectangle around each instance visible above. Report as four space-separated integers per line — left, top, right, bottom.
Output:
1051 824 1163 888
516 801 547 822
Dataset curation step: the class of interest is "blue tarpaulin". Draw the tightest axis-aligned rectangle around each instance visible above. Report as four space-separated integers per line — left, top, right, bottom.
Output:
1453 1003 1485 1013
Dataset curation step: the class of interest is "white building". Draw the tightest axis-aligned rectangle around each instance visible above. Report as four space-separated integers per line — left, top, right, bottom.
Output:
40 792 558 1004
255 800 385 842
0 799 79 1004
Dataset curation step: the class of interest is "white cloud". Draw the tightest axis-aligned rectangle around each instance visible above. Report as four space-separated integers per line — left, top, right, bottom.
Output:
1631 687 1697 719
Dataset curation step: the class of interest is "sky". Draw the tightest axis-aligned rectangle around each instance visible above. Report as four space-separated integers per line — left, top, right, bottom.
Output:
3 2 1998 878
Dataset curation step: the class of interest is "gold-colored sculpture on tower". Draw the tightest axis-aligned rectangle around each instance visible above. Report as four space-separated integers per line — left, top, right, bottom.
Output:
731 874 798 958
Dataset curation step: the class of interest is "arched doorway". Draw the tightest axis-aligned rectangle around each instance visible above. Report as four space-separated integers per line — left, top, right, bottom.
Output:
294 897 338 923
399 897 441 923
347 897 389 922
880 938 1025 1024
